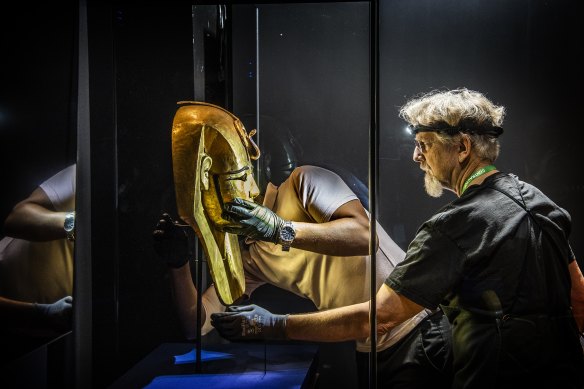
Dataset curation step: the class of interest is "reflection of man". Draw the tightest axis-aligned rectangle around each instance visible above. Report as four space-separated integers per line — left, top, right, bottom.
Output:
0 164 75 363
156 102 452 388
213 88 584 388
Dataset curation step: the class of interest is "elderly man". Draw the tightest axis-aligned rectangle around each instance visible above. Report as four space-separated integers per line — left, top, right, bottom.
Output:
155 101 452 388
212 89 584 389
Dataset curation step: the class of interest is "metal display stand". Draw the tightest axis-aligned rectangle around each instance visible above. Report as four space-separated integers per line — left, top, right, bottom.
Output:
194 239 203 373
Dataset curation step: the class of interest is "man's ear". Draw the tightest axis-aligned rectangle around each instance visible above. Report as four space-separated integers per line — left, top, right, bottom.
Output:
200 154 212 190
458 134 472 163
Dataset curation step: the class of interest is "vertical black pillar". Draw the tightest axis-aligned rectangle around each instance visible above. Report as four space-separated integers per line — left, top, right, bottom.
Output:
368 0 379 388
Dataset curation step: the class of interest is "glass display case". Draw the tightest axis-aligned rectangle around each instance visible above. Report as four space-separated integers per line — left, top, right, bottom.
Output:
3 0 581 388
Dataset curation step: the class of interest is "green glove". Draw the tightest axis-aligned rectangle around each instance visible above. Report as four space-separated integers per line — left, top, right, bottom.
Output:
221 198 285 244
210 304 288 341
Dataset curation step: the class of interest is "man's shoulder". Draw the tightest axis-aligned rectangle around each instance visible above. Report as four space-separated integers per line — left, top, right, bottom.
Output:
294 164 335 175
286 165 342 185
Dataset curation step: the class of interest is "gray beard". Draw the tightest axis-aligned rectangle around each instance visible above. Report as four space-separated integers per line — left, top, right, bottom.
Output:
424 172 444 198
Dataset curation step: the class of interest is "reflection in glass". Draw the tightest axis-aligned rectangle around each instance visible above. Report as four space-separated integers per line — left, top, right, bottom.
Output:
0 164 75 365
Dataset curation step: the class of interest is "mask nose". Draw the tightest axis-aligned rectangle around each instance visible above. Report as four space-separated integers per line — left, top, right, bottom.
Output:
248 177 260 200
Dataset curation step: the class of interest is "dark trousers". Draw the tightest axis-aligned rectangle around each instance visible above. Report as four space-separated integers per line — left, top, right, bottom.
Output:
356 310 452 389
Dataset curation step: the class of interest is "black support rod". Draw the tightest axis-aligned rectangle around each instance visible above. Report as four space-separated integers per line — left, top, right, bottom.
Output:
368 0 379 388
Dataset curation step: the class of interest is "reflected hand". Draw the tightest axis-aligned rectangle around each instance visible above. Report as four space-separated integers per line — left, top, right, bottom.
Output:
210 304 288 341
35 296 73 332
152 213 195 268
221 198 285 244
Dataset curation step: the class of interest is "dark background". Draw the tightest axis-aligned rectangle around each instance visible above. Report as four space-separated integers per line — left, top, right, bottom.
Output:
0 1 78 234
1 1 582 387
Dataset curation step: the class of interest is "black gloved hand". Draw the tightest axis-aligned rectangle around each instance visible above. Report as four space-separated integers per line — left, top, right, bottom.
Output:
152 213 195 268
210 304 288 341
35 296 73 333
221 198 285 244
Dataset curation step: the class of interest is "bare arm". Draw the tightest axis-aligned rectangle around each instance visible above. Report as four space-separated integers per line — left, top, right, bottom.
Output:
285 284 424 342
0 296 41 328
3 187 68 241
169 262 228 340
291 199 371 256
169 263 201 339
0 295 72 335
569 259 584 332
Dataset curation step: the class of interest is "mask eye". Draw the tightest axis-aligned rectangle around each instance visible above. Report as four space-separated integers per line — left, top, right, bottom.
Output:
226 173 247 182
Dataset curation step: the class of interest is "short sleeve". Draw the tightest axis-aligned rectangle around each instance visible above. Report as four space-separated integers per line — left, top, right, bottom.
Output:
386 225 465 309
290 165 358 222
40 164 76 212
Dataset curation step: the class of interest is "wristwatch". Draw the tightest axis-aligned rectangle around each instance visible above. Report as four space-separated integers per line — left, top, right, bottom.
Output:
278 221 296 252
64 212 75 242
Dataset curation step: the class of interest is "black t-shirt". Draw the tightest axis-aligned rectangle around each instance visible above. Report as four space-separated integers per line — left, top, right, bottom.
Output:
386 172 574 315
386 172 582 387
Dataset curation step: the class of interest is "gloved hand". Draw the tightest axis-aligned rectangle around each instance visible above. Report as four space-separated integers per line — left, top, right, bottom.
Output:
34 296 73 333
152 213 196 268
210 304 288 341
221 198 285 244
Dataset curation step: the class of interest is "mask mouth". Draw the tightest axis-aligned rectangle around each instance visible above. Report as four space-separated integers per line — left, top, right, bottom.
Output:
212 174 250 230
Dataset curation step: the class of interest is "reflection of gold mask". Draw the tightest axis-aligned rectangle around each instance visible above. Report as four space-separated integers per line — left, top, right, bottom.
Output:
171 101 260 305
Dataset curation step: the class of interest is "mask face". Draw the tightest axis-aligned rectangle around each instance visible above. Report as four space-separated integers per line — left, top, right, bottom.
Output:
171 101 260 305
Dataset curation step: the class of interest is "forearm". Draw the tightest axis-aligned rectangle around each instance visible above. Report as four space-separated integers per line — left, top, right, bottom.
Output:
286 302 370 342
292 218 370 256
0 296 57 334
0 297 38 327
569 260 584 332
169 264 205 339
286 285 423 341
4 204 67 241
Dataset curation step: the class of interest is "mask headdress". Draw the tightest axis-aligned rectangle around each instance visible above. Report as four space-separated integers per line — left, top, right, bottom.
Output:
172 101 255 305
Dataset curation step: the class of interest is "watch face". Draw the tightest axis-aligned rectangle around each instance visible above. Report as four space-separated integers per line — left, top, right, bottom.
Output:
281 228 293 241
280 224 296 243
64 214 75 232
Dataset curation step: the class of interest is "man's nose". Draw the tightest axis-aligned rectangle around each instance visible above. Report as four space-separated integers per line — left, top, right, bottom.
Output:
413 147 424 162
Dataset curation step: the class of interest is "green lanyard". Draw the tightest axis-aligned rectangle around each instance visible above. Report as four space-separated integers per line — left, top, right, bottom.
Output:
461 165 497 195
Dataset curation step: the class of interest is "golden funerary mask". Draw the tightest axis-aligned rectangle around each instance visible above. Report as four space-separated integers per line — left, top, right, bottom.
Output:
171 101 260 305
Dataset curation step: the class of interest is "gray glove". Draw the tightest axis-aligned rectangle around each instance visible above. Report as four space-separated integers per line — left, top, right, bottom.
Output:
35 296 73 332
210 304 288 341
152 213 195 268
221 198 285 244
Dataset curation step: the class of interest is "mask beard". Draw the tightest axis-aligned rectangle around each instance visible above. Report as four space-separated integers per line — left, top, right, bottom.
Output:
424 172 444 198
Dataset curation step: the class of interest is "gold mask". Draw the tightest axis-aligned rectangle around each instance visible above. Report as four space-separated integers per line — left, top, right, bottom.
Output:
171 101 260 305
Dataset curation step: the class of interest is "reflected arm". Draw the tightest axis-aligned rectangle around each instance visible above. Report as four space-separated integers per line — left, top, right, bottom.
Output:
0 296 71 335
3 187 68 241
0 296 41 329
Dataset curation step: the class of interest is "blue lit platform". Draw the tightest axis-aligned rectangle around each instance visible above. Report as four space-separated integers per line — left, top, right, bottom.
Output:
110 342 318 388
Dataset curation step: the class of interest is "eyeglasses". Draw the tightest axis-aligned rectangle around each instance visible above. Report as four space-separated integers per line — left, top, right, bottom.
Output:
414 138 433 154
